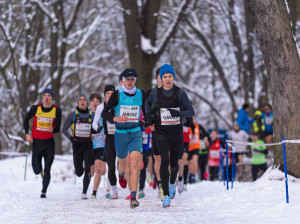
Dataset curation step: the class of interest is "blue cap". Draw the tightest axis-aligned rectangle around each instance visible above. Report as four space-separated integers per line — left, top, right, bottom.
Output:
42 88 54 98
160 64 175 80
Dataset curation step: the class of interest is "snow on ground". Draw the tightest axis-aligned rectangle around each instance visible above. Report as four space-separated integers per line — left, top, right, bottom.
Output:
0 155 300 224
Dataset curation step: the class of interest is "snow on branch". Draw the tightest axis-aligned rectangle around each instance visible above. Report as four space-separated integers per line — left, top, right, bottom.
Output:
30 0 58 22
141 0 187 55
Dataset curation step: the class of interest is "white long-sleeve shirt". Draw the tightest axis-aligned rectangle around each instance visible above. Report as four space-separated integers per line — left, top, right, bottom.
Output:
92 103 104 131
228 130 249 153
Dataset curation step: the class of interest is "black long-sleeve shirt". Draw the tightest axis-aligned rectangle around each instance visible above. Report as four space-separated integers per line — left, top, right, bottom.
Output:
101 89 145 123
24 104 62 135
145 85 195 119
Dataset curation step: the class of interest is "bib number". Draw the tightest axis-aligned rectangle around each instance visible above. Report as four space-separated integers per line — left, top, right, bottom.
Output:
160 108 180 125
75 123 91 137
107 121 116 134
210 150 220 159
142 132 148 144
265 116 273 125
120 106 139 122
37 117 53 131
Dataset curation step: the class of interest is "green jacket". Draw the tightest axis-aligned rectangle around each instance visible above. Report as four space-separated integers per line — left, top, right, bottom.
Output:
251 140 267 165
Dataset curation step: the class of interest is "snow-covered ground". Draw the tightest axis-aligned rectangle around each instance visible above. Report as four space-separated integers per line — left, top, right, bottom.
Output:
0 155 300 224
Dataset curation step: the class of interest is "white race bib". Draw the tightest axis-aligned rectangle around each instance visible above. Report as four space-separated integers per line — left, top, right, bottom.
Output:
183 126 189 133
265 116 273 125
107 121 116 134
36 117 53 131
142 132 148 144
210 150 220 159
75 123 91 137
160 108 180 126
120 105 139 123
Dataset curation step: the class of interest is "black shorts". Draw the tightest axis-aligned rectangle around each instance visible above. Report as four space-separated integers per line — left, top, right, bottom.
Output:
234 152 243 163
188 149 199 161
260 131 273 139
152 132 160 156
183 142 189 153
93 148 106 162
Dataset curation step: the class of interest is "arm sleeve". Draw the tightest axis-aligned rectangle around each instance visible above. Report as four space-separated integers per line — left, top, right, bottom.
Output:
62 112 75 139
53 107 62 133
92 103 104 131
178 89 195 118
24 105 38 134
101 91 119 123
145 89 156 114
141 90 146 117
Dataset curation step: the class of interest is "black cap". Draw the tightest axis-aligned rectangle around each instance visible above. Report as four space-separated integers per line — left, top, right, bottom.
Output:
242 103 249 110
120 68 137 79
104 84 115 95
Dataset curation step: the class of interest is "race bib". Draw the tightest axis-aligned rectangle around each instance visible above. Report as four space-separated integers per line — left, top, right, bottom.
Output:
93 133 105 148
36 117 53 131
107 121 116 134
265 116 273 125
183 126 189 133
75 123 91 137
209 150 220 159
142 132 148 144
120 105 139 122
160 108 180 126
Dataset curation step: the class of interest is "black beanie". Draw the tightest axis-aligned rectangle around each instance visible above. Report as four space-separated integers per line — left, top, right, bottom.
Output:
120 68 137 79
104 84 115 95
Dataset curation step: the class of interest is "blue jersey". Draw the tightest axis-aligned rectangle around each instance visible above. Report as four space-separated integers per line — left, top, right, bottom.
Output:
261 111 273 132
114 88 143 132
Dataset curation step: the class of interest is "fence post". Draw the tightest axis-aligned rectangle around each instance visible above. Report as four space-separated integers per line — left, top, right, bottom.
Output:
226 134 229 190
282 136 289 203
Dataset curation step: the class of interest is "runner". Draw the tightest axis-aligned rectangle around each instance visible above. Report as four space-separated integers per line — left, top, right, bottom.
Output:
205 129 223 181
24 88 62 198
198 123 210 181
188 116 200 184
138 126 151 198
93 85 118 199
179 117 192 192
145 64 195 208
101 68 144 208
89 93 107 199
62 95 93 199
145 67 164 200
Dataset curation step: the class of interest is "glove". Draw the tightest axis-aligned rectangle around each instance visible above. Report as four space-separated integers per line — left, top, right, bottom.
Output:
145 113 155 127
97 126 103 133
70 137 77 144
168 109 180 117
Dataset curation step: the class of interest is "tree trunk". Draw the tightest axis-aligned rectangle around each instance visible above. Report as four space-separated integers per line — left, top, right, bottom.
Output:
248 0 300 177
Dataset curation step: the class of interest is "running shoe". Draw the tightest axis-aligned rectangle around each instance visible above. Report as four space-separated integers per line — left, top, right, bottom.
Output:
40 193 46 198
119 175 127 188
91 194 96 199
125 194 131 200
130 198 139 208
111 193 118 199
138 190 145 199
169 184 176 199
162 195 170 208
152 179 157 189
105 193 111 199
178 180 184 193
82 193 88 200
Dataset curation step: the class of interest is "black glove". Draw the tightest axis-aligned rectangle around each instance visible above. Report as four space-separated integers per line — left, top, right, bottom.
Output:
97 126 103 133
145 113 155 127
70 137 77 144
168 109 180 117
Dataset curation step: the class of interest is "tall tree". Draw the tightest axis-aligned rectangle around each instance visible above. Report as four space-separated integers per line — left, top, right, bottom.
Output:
120 0 195 90
248 0 300 177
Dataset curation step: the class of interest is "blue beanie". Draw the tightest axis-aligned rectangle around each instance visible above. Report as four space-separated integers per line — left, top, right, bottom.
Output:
42 88 54 98
160 64 175 80
77 94 89 103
